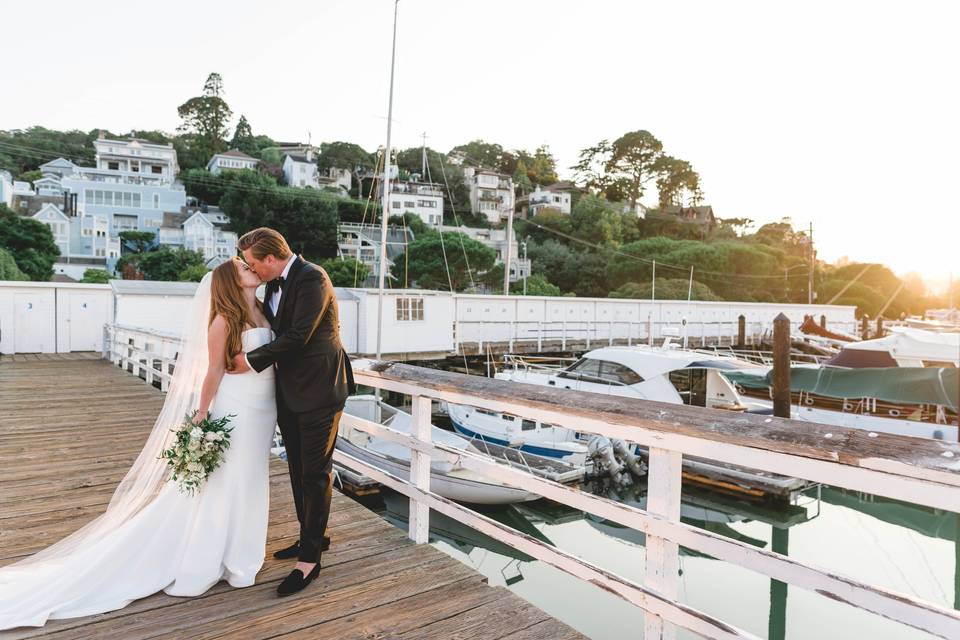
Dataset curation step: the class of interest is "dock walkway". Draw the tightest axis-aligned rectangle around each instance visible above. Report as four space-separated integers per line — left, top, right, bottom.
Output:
0 354 585 640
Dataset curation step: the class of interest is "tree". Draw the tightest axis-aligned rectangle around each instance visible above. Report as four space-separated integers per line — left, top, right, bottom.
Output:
137 247 206 281
318 257 370 287
177 72 233 163
391 232 495 291
230 115 256 155
449 140 508 170
17 170 43 184
178 264 209 282
654 156 701 207
0 127 98 176
0 247 27 281
521 274 561 296
609 278 721 301
526 145 558 186
80 268 111 283
119 230 156 254
0 204 59 280
512 159 533 195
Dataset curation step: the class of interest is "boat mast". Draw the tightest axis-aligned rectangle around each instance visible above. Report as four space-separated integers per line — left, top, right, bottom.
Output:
375 0 400 361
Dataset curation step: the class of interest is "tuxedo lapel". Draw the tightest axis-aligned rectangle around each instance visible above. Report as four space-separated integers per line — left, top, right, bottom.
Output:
274 256 304 324
263 280 278 326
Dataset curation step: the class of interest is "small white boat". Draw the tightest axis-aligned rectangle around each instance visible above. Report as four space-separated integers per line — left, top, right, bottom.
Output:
338 396 539 505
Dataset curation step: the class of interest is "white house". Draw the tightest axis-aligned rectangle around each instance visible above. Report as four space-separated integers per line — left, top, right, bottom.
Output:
440 225 531 283
0 170 12 208
527 183 573 216
207 149 259 175
462 167 514 224
13 181 34 197
337 222 415 286
159 207 237 266
282 150 320 189
30 202 119 280
92 135 179 181
389 181 444 225
317 167 352 195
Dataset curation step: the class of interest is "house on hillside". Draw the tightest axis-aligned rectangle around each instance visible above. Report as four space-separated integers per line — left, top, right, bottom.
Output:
207 149 259 175
647 205 716 231
463 167 513 224
159 206 237 266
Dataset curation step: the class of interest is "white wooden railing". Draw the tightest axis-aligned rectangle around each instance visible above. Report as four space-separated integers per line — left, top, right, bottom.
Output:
102 324 960 640
452 318 855 354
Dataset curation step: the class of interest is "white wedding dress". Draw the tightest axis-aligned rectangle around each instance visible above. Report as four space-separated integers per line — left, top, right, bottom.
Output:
0 327 277 630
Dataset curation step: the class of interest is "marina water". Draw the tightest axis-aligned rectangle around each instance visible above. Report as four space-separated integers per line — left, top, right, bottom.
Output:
376 483 957 639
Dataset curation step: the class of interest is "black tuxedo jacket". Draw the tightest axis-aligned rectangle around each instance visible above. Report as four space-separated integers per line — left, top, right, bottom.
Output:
247 256 355 413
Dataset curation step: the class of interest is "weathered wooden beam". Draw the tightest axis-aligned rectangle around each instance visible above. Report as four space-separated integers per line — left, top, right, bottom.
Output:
772 313 791 418
352 360 960 508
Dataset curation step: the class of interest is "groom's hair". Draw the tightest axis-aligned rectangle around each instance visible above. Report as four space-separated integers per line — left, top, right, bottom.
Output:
238 227 292 260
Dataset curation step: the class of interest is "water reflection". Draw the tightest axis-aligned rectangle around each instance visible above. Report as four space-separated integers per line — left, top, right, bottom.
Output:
373 483 958 639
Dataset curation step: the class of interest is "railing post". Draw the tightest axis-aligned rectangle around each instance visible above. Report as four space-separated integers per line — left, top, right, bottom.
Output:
537 321 543 352
648 314 654 347
644 447 683 640
737 314 746 349
562 319 567 351
608 320 613 346
408 394 432 544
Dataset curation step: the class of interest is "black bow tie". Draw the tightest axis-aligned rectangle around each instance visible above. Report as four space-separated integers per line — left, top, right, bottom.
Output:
275 276 285 287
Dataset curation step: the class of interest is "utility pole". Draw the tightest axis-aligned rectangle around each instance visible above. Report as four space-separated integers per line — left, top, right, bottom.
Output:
420 131 427 178
521 239 528 295
503 203 514 296
808 222 815 305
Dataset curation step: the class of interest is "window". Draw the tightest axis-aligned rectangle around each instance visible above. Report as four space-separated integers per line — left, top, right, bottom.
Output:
396 297 424 321
501 414 515 422
151 165 162 174
404 201 415 208
521 419 537 431
417 200 437 208
153 194 159 209
392 201 401 209
558 357 602 382
476 409 496 416
108 161 119 171
597 361 644 385
130 162 139 173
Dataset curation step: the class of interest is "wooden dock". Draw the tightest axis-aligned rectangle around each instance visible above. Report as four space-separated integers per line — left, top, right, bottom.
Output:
0 355 586 640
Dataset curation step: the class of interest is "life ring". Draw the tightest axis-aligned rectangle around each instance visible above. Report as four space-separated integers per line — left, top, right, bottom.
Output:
888 409 901 418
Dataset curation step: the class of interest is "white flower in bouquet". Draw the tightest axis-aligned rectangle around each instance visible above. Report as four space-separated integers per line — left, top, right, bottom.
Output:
159 413 234 495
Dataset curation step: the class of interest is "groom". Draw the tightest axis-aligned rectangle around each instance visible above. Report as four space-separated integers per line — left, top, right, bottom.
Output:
230 227 355 597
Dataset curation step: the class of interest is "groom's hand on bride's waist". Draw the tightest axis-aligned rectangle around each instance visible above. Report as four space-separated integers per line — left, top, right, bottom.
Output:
227 353 251 374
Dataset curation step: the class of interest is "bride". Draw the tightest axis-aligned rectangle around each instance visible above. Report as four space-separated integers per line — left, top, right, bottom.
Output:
0 257 277 630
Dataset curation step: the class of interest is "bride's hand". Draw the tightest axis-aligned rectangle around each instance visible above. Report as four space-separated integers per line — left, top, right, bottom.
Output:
227 353 250 374
191 410 207 426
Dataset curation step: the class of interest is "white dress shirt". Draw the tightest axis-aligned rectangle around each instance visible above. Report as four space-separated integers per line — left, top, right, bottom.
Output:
269 255 297 316
244 255 297 371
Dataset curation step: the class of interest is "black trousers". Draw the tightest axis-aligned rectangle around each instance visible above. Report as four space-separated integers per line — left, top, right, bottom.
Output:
277 394 343 563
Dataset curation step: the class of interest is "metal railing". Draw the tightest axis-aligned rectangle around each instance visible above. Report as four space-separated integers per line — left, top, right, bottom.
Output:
102 324 960 640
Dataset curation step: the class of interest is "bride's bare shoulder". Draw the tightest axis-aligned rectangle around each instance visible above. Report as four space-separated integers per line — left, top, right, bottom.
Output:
208 315 228 337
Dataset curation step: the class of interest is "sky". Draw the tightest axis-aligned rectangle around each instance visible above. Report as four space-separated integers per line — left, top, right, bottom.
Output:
3 0 958 289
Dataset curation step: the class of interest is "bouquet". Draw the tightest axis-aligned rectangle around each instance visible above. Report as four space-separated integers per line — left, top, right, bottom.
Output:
160 412 234 495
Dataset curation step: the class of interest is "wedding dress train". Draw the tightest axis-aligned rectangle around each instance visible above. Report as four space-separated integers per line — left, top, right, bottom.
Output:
0 327 277 630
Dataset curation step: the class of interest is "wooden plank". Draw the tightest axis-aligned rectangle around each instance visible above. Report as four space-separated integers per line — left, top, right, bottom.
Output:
0 359 585 640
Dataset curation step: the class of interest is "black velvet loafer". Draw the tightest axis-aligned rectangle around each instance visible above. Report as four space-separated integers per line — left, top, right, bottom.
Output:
276 563 321 597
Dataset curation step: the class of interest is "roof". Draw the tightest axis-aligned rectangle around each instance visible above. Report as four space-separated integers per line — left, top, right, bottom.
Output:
542 181 578 192
110 280 200 296
285 153 314 164
214 149 257 160
654 206 716 224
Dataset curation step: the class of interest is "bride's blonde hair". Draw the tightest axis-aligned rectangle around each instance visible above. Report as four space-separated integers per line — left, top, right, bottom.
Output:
209 258 259 371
